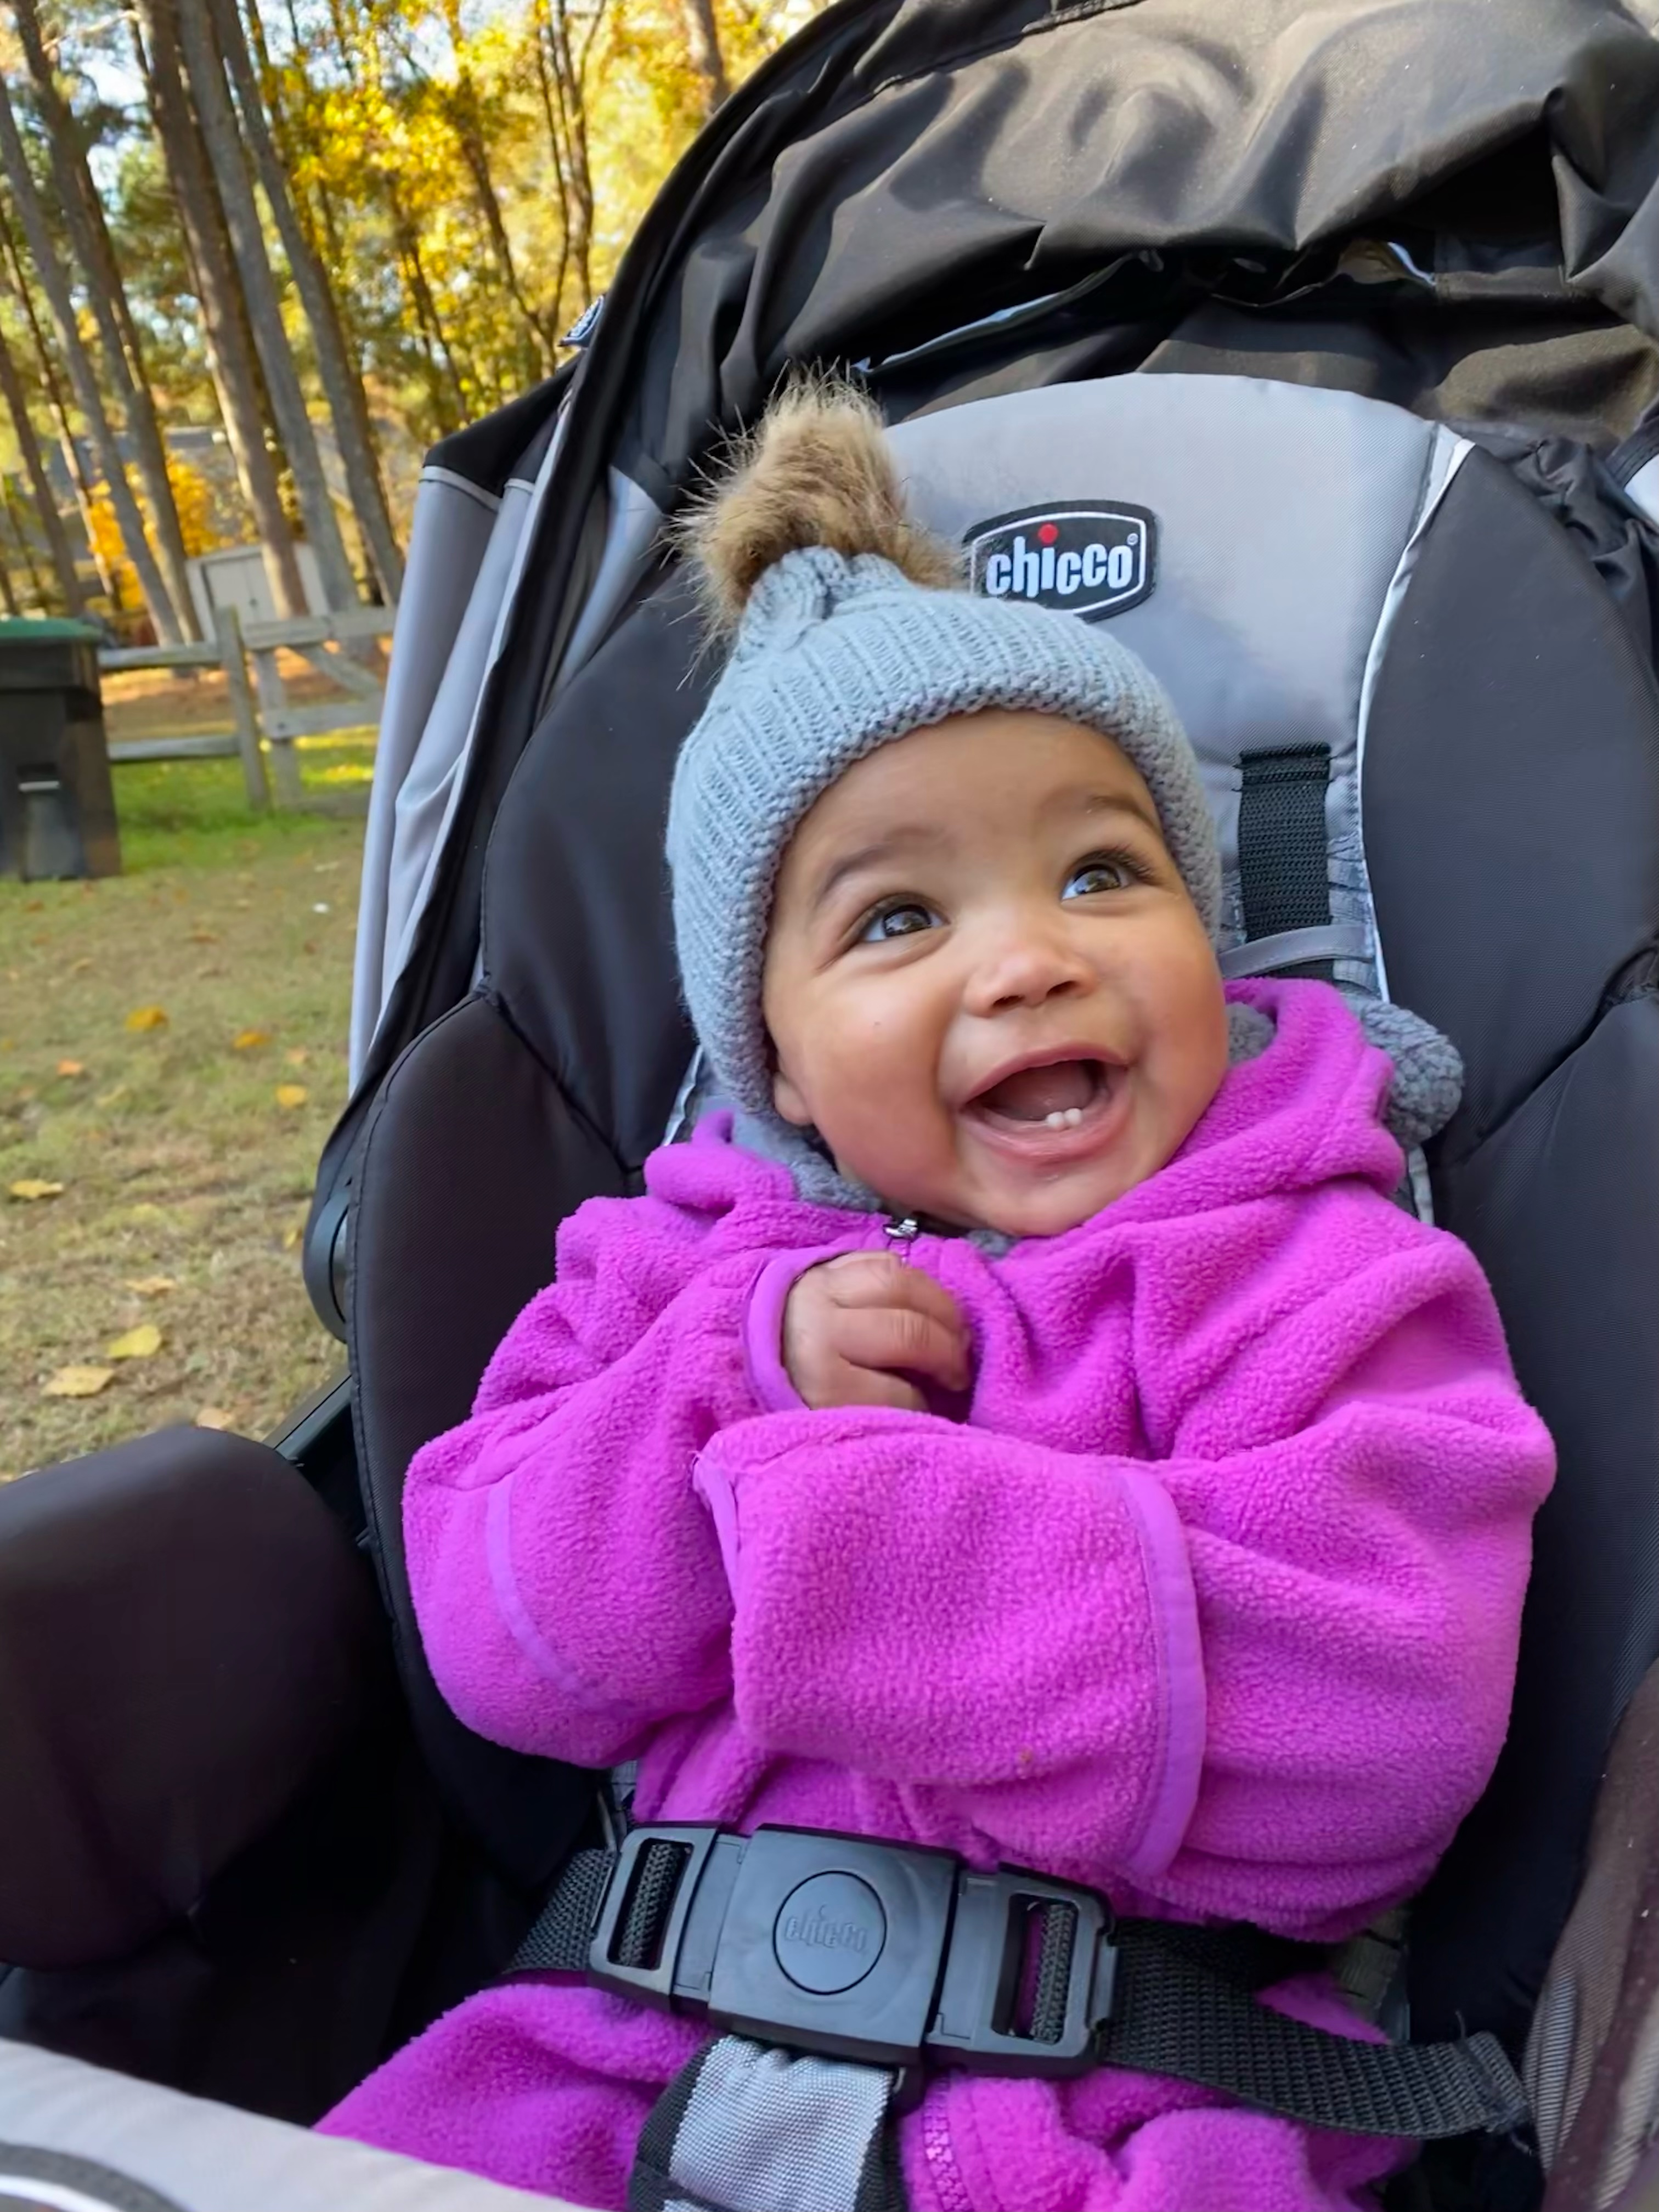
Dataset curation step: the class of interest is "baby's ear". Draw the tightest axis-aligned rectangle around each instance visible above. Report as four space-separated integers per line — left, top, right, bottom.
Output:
772 1062 814 1128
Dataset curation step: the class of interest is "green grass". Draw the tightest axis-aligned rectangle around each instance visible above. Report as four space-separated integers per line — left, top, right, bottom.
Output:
1 749 372 1479
113 738 377 873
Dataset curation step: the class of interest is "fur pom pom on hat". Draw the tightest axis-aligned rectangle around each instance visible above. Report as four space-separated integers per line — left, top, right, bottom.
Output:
665 380 1221 1142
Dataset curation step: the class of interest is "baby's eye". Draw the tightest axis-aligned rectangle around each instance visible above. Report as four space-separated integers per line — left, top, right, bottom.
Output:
1063 854 1139 899
859 900 939 943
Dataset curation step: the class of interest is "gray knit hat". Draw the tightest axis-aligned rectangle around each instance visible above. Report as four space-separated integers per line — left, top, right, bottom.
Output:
666 386 1221 1135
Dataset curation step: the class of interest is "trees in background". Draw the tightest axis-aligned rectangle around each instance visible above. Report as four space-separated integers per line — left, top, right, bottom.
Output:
0 0 801 631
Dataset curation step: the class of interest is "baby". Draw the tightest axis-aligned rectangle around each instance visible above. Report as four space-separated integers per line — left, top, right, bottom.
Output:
323 385 1555 2211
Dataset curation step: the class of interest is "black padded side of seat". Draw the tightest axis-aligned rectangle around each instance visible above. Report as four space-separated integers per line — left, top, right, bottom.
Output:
1365 450 1659 1158
1412 998 1659 2050
482 571 712 1170
349 990 626 1888
1362 449 1659 2047
0 1426 387 1971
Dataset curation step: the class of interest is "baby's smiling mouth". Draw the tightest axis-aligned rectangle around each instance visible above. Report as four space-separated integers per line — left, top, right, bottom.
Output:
963 1054 1119 1135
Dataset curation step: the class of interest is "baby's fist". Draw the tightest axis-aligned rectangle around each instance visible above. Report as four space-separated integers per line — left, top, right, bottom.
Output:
782 1251 972 1413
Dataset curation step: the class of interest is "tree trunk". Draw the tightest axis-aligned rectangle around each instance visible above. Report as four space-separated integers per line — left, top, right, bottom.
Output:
10 0 199 634
0 324 86 618
0 547 20 618
390 193 469 431
0 75 181 639
1 479 49 608
134 0 308 619
680 0 728 117
534 0 602 316
210 0 403 599
172 0 360 611
0 199 121 608
433 0 554 369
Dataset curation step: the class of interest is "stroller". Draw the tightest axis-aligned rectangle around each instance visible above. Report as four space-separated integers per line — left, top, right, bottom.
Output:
5 0 1659 2204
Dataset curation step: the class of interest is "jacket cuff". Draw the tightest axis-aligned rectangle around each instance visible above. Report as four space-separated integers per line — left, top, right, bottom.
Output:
1116 1468 1207 1883
742 1246 857 1414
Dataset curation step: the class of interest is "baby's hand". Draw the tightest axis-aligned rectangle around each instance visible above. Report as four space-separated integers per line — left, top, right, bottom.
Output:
782 1251 972 1413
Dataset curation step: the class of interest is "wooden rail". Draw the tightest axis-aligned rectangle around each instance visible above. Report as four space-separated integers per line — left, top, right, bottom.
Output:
99 602 393 810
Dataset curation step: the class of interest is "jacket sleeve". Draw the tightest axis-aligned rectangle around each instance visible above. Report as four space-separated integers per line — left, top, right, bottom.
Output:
692 1234 1555 1936
404 1195 762 1768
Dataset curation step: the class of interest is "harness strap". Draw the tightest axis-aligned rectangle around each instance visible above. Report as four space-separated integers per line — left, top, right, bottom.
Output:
1101 1924 1518 2139
628 2037 904 2212
1236 742 1336 979
510 1833 1525 2171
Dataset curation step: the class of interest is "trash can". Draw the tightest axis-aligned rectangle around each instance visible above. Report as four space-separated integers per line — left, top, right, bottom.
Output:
0 618 121 880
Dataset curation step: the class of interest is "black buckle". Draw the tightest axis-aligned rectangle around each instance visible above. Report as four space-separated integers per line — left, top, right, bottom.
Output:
588 1824 1115 2078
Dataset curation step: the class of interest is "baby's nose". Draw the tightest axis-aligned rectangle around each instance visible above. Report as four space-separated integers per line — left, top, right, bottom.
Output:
965 922 1092 1014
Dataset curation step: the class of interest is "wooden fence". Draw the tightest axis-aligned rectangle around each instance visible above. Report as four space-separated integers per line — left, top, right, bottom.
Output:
100 602 393 810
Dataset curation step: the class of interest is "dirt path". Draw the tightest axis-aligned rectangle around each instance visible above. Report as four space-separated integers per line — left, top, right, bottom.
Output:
1 772 364 1479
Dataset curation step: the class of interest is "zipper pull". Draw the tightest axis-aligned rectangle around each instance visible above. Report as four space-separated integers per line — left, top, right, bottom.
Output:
884 1214 919 1261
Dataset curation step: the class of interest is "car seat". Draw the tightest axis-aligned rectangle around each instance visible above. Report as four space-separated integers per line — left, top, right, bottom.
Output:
7 0 1659 2205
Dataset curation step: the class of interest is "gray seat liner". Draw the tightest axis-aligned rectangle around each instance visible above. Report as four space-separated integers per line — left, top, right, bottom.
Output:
889 374 1468 996
0 2040 584 2212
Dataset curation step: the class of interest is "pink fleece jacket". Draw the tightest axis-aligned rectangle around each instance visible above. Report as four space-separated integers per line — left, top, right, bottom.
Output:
322 979 1555 2211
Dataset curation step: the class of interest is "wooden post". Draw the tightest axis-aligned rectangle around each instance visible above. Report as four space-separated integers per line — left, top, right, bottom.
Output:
213 603 269 811
247 634 304 808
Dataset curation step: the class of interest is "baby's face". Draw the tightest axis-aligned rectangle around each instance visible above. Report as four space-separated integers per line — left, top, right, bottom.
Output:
761 709 1228 1239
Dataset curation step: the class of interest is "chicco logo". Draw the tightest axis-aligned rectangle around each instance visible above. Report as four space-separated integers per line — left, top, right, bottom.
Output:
965 503 1156 622
772 1870 887 1994
779 1905 871 1956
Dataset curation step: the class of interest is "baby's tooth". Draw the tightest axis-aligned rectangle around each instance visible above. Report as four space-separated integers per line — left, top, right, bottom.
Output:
1045 1109 1066 1129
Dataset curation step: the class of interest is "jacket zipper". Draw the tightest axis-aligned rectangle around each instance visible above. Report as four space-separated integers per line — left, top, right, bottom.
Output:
921 2094 973 2212
884 1213 919 1263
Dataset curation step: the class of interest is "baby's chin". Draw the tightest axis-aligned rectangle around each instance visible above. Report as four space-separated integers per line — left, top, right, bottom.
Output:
961 1180 1126 1242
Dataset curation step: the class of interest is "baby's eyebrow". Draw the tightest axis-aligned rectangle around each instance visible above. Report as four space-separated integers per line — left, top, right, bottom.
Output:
1058 787 1165 837
810 823 951 905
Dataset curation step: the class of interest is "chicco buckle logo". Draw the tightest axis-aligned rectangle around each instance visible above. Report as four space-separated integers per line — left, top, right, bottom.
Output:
772 1870 887 1995
966 502 1156 622
780 1904 871 1955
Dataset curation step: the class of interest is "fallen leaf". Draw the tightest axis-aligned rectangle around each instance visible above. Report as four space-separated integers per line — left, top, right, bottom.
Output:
43 1365 113 1397
126 1201 166 1221
8 1178 64 1201
274 1084 308 1109
126 1275 177 1296
284 1046 309 1066
280 1222 303 1250
233 1029 270 1051
107 1322 163 1360
23 898 42 912
55 1059 86 1077
71 956 92 972
195 1406 235 1431
95 1084 129 1107
125 1005 168 1031
188 929 218 945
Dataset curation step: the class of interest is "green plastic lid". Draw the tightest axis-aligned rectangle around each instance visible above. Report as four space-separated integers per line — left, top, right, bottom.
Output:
0 617 104 642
